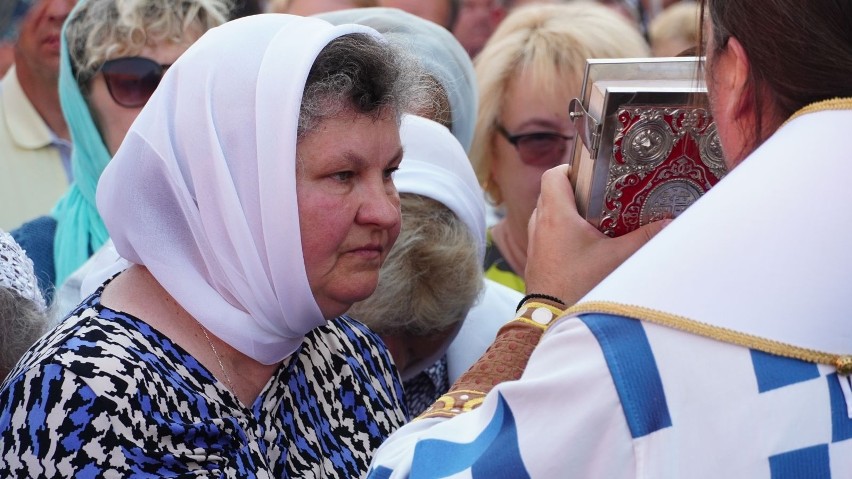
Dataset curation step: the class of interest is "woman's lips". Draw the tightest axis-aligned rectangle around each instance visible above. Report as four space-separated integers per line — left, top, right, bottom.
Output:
347 244 383 260
42 35 61 53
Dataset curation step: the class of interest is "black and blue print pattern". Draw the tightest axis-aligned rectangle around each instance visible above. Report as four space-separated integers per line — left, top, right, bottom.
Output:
403 356 449 417
0 289 407 478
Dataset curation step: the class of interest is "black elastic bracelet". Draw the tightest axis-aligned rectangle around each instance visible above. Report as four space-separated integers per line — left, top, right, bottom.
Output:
516 293 567 312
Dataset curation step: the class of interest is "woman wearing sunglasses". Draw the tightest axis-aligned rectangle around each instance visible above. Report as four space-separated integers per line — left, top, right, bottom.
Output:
11 0 229 305
0 13 427 478
472 3 651 293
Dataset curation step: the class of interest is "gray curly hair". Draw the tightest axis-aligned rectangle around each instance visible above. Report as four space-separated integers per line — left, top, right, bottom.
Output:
348 194 482 337
298 32 431 139
65 0 232 86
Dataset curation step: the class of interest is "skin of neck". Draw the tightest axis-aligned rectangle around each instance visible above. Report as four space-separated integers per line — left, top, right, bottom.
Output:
491 217 528 279
14 48 69 140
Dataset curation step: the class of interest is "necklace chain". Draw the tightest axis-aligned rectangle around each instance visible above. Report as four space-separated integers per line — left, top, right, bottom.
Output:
200 324 237 394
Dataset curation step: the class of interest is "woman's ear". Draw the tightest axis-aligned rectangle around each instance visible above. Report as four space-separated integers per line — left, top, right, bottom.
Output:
722 36 753 120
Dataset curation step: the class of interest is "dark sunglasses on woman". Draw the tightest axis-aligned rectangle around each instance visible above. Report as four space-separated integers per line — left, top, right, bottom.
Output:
496 124 574 168
100 56 171 108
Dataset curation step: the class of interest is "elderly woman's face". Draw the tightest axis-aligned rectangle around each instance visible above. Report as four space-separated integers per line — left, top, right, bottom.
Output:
86 34 198 156
297 110 403 318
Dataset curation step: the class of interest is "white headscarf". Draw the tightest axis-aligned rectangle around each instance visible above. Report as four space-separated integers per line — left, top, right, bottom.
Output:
379 115 485 381
318 7 478 153
96 14 383 365
396 115 486 262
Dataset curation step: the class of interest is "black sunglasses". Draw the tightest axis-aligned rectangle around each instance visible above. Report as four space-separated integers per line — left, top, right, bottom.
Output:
496 124 574 168
100 56 171 108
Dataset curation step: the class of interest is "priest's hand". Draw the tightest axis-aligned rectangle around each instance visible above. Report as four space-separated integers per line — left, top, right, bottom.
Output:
525 165 669 306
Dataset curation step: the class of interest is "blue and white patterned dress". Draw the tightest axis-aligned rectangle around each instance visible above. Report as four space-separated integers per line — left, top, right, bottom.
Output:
0 286 407 478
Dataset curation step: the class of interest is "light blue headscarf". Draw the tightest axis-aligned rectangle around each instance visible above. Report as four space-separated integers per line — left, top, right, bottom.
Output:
51 0 111 285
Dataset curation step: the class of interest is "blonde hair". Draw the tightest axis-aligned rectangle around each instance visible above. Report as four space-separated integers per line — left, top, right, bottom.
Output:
66 0 232 84
470 2 649 204
649 1 700 56
348 194 482 337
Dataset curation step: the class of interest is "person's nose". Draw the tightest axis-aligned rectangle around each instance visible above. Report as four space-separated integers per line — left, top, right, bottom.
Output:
356 177 400 230
45 0 76 22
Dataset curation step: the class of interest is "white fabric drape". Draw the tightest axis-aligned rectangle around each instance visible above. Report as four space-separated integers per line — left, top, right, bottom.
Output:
97 14 383 365
395 115 486 262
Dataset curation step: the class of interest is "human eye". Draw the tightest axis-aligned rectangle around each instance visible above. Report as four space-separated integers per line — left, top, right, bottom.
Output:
523 132 561 144
383 166 399 180
330 171 354 182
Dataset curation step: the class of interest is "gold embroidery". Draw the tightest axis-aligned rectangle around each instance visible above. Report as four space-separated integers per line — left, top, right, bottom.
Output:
515 301 566 330
416 389 487 421
782 97 852 127
564 301 852 375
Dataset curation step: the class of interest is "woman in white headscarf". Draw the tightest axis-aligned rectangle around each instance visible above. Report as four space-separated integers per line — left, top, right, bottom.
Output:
0 229 48 381
0 13 426 478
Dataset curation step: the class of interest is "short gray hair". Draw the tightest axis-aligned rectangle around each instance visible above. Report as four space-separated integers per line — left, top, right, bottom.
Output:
298 32 429 139
0 287 49 381
348 194 483 337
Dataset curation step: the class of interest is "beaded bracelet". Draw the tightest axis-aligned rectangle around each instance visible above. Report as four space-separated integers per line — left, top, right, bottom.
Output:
516 293 566 312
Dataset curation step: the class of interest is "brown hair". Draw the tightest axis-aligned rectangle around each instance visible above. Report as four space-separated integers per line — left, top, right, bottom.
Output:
700 0 852 148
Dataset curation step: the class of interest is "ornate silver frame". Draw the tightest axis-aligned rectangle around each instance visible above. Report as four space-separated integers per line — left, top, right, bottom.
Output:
568 57 727 237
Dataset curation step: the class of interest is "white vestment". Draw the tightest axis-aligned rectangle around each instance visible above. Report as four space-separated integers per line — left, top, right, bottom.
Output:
367 108 852 478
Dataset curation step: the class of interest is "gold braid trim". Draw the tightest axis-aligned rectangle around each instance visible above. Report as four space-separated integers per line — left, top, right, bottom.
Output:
565 301 852 375
416 390 487 421
782 97 852 127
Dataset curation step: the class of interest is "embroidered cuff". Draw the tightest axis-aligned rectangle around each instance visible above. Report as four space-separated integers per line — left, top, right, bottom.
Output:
514 300 566 331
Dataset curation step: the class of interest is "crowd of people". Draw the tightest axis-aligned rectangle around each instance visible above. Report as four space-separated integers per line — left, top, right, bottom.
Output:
0 0 848 477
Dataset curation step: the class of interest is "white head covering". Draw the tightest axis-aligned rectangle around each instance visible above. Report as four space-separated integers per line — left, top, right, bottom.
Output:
318 7 478 153
396 115 486 262
96 14 383 365
383 115 485 380
0 230 46 312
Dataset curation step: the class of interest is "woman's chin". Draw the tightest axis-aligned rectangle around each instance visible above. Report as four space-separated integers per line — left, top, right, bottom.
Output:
320 280 380 318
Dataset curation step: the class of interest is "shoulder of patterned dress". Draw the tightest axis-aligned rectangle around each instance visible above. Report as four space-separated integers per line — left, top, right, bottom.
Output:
5 289 213 401
295 315 405 412
306 315 391 361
